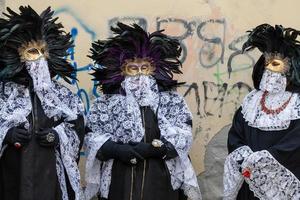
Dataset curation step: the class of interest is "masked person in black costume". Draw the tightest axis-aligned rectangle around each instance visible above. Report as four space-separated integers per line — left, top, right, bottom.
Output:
84 23 201 200
0 6 85 200
223 24 300 200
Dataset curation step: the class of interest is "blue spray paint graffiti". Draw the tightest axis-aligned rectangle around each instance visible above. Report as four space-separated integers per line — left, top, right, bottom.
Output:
54 7 99 112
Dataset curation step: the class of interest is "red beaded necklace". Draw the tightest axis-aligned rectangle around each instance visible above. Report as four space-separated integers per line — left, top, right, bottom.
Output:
260 91 292 115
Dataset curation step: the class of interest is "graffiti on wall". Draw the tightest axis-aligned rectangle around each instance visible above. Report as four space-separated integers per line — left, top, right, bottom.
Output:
54 7 254 118
52 8 257 182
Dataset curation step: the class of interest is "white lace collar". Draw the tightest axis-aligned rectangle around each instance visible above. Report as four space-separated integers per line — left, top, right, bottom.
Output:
241 89 300 131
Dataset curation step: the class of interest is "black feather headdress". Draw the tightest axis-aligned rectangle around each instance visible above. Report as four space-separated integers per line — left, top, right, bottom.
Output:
242 24 300 92
89 22 183 94
0 6 74 84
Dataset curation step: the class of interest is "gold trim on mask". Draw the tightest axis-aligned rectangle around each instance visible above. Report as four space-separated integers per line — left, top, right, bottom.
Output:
121 57 156 76
18 40 49 62
264 53 290 74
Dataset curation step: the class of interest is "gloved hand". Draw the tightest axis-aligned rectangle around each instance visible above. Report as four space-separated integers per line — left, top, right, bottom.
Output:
129 141 167 159
36 128 59 147
4 124 31 147
161 137 179 159
96 140 144 165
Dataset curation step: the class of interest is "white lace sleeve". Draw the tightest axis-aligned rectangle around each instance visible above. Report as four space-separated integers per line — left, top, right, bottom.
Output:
84 96 112 200
223 145 253 200
55 121 83 200
241 150 300 200
0 83 11 153
158 92 202 200
0 82 31 156
0 79 85 200
158 92 193 157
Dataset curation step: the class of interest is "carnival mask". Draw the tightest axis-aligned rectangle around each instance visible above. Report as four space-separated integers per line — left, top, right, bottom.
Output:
264 53 289 74
121 57 155 76
18 40 49 62
258 53 289 94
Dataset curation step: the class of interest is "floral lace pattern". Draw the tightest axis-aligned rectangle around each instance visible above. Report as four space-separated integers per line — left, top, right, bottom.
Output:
55 123 84 200
0 82 31 152
56 153 68 200
157 92 201 199
0 77 84 200
223 146 253 200
259 69 287 94
85 76 201 200
26 58 53 92
122 75 159 107
26 59 83 121
242 150 300 200
242 70 300 131
241 89 300 130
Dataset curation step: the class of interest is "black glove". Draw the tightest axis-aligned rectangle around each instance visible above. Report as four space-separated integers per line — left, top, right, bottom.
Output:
4 124 31 146
36 128 59 147
96 140 144 165
161 137 178 160
129 141 167 159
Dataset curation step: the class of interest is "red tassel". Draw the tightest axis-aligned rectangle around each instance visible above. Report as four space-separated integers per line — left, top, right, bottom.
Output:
242 169 251 178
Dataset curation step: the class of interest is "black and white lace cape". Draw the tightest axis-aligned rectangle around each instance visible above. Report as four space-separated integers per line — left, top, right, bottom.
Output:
84 90 202 200
0 80 85 200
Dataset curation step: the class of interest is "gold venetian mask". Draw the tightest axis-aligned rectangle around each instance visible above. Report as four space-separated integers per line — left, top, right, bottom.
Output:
18 40 49 62
264 53 289 74
121 57 155 76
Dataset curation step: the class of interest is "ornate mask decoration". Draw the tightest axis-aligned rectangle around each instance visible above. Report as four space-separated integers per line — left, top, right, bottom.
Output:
18 40 49 62
121 57 155 76
264 53 289 74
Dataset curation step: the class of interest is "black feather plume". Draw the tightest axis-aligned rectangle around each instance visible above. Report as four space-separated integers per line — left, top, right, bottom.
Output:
0 6 75 84
242 24 300 91
88 22 183 94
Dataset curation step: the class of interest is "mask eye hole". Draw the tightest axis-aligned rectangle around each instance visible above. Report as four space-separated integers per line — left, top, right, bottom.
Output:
18 40 48 62
128 65 139 71
122 58 155 76
141 64 149 71
27 48 40 55
272 61 281 66
265 59 287 74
